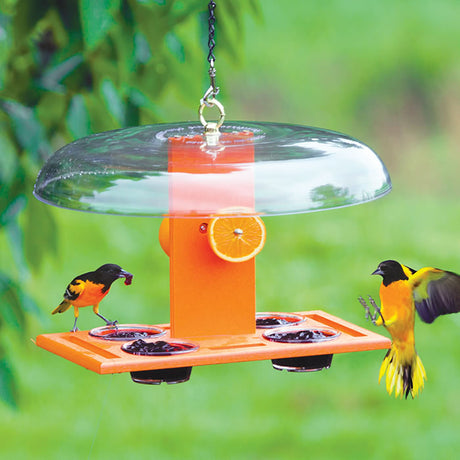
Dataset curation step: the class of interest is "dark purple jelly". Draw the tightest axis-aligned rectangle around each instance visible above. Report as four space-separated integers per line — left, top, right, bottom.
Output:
263 328 339 343
104 331 151 339
89 325 165 341
255 313 305 329
122 339 198 356
256 317 291 327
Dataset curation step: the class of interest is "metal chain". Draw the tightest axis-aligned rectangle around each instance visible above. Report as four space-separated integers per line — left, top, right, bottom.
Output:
206 1 218 98
207 1 217 65
199 0 225 135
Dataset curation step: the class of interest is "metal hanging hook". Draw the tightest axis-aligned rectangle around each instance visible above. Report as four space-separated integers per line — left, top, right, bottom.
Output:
199 97 225 130
208 62 218 97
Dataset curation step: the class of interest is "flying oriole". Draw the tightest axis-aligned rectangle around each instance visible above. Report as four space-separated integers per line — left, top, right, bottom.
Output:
52 263 133 332
359 259 460 399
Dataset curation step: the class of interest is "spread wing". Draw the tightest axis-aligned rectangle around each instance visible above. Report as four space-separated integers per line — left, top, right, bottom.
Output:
410 267 460 323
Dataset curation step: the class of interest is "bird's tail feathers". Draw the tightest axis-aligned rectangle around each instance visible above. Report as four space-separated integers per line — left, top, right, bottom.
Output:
378 344 426 399
52 299 72 315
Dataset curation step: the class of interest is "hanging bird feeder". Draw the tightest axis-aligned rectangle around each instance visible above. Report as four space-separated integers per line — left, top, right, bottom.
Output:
35 2 391 384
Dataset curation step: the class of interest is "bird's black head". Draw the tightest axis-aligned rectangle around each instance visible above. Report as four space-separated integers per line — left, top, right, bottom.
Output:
372 260 409 286
95 264 133 285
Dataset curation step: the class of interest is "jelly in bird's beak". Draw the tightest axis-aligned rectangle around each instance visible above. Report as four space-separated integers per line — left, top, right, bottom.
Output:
119 270 133 285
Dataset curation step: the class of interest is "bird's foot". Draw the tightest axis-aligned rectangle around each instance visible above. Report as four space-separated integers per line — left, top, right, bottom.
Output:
96 313 118 330
70 317 79 332
105 319 119 330
358 295 386 326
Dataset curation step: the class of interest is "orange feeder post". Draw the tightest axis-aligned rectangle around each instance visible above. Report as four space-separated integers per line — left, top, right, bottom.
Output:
168 132 256 338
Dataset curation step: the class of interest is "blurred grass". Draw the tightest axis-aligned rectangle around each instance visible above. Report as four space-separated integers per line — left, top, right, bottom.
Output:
2 0 460 459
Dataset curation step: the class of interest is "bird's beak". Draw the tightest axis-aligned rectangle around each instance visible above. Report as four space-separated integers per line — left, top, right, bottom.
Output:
372 268 384 276
119 270 133 285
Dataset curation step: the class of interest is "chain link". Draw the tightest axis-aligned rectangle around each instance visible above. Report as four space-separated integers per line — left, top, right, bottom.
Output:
203 0 219 102
207 1 217 65
199 1 225 133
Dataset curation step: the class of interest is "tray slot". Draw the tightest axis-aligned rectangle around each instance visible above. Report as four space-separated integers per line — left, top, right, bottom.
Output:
306 314 365 337
65 336 120 359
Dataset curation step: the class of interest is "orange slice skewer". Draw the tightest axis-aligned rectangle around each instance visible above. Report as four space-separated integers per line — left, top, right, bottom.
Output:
208 215 266 262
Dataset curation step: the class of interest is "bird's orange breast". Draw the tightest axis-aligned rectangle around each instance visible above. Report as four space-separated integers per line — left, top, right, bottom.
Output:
71 281 109 308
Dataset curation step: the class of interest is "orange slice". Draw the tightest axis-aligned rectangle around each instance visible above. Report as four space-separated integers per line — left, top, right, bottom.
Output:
208 215 266 262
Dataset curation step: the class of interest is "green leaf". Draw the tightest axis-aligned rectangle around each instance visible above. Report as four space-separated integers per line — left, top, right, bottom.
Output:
100 79 126 126
79 0 122 50
66 94 91 139
17 287 44 320
5 219 29 279
0 272 45 323
110 20 136 81
165 31 185 63
0 100 51 162
0 194 26 227
0 130 18 186
0 273 26 331
0 12 13 90
38 54 84 93
24 196 58 271
134 32 151 64
128 87 162 115
0 357 18 409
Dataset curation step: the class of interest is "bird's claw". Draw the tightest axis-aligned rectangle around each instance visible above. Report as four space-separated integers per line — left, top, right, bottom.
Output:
106 320 119 330
358 295 386 326
70 317 79 332
96 313 118 330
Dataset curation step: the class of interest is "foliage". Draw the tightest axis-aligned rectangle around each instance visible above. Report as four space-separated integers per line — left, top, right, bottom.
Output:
0 0 258 407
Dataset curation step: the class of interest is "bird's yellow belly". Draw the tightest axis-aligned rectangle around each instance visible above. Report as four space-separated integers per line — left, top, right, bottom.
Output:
380 281 415 345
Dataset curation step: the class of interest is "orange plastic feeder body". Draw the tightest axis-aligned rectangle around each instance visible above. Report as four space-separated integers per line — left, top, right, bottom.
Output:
168 132 256 339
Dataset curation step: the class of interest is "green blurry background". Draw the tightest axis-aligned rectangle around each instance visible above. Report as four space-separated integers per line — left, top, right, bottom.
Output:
1 1 460 458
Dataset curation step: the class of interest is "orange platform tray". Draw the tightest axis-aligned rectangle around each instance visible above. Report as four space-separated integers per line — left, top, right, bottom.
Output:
35 310 390 375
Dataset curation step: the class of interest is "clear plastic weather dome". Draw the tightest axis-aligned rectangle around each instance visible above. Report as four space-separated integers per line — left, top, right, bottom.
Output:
34 121 391 217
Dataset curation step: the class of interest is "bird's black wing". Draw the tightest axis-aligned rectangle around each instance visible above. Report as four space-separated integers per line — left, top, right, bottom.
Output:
63 273 91 301
411 268 460 323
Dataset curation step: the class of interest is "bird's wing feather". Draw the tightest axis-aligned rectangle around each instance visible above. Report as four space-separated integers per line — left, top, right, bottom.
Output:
401 264 417 277
63 278 85 301
410 267 460 323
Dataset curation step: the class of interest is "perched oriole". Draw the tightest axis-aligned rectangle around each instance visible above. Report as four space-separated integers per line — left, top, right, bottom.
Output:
52 264 133 332
360 260 460 399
